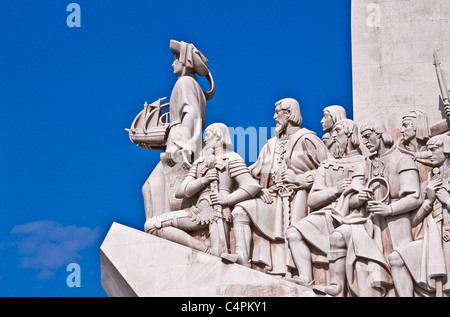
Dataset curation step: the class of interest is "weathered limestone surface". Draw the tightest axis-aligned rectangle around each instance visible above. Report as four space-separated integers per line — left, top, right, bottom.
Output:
351 0 450 137
100 222 318 297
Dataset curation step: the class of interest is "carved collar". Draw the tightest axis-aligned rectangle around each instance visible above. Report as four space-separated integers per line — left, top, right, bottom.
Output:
197 154 229 174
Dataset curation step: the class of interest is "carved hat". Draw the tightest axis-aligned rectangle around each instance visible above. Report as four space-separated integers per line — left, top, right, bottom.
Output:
402 110 431 142
170 40 209 75
170 40 215 100
323 105 347 124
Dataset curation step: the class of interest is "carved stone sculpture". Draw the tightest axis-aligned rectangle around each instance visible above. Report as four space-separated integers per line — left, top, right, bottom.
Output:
314 119 422 297
434 49 450 118
389 134 450 297
221 98 329 275
285 119 366 287
110 33 450 297
144 123 261 257
395 110 431 163
320 105 347 149
131 40 215 220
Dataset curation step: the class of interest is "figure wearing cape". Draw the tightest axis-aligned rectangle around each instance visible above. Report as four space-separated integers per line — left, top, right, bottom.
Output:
231 127 328 275
314 121 422 297
392 135 450 297
127 40 215 220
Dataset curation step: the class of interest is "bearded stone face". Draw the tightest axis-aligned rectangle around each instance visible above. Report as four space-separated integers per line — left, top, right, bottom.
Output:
330 124 349 158
273 104 290 137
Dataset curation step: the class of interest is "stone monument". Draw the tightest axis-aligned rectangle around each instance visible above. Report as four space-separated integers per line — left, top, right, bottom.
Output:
351 0 450 138
101 1 450 296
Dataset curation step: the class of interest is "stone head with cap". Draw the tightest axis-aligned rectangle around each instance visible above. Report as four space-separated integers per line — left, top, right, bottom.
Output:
170 39 215 100
400 110 431 143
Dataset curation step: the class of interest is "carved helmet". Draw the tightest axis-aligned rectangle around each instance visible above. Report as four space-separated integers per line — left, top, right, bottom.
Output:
170 39 215 101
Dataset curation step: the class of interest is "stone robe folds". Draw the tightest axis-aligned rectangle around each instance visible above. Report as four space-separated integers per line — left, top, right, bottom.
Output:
290 152 366 263
167 75 206 158
144 75 207 219
338 147 422 296
235 128 328 275
395 167 448 294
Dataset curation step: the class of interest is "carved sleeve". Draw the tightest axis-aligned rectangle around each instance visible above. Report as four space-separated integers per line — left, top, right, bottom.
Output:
307 164 338 210
168 76 205 156
226 155 262 205
175 161 201 198
390 168 422 216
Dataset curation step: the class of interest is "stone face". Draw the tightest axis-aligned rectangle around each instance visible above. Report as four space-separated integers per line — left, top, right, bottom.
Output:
351 0 450 138
100 222 318 297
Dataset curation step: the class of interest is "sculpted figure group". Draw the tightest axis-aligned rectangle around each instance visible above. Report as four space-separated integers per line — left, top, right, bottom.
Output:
128 40 450 297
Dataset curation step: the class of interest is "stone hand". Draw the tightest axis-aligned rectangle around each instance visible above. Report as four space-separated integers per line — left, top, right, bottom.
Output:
258 188 274 204
210 192 228 207
443 229 450 242
425 176 442 202
357 188 373 205
165 144 181 167
202 169 219 185
436 188 450 206
336 178 352 196
367 201 391 217
281 169 309 187
281 169 298 185
445 102 450 118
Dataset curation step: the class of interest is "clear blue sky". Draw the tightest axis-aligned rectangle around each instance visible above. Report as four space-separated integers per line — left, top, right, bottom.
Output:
0 0 352 296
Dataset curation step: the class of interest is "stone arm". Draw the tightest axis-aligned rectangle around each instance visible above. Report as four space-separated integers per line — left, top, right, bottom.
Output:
307 165 336 210
348 175 367 210
209 157 262 207
225 172 262 206
282 168 316 191
411 176 443 227
174 161 216 198
166 77 205 165
166 111 203 166
175 175 202 199
308 169 364 211
411 199 434 227
289 135 329 194
226 158 261 206
170 111 202 153
389 169 423 216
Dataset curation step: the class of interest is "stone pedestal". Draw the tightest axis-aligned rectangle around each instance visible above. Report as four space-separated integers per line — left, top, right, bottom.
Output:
351 0 450 137
100 222 317 297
